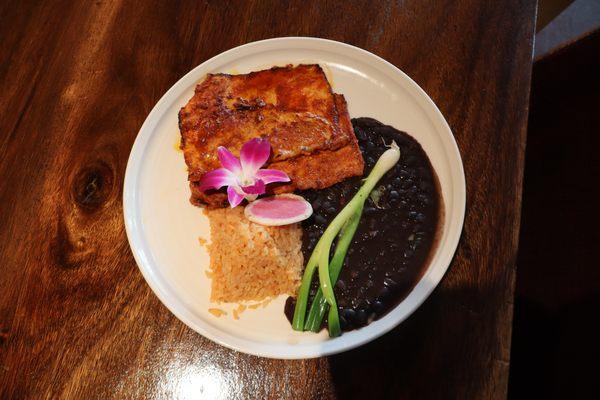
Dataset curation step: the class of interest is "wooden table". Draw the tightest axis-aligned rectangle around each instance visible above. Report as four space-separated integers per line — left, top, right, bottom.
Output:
0 1 536 398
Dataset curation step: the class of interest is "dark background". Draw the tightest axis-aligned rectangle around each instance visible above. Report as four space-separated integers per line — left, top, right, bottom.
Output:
508 23 600 399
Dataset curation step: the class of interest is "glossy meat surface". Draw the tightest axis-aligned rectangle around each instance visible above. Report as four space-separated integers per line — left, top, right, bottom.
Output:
179 65 364 207
271 95 364 193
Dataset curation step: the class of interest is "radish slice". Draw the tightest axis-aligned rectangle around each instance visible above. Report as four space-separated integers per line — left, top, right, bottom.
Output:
244 194 313 226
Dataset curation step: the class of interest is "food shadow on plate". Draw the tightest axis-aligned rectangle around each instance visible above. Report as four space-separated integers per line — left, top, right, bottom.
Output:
326 280 502 399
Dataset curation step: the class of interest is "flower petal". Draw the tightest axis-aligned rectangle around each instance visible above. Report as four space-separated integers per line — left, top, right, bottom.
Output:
217 146 242 175
255 169 290 184
198 168 236 192
240 138 270 176
241 179 266 195
227 186 244 208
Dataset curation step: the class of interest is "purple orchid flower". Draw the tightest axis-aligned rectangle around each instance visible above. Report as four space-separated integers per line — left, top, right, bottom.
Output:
198 138 290 207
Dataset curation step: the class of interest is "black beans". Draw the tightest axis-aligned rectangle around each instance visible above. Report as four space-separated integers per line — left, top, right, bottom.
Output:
364 206 377 215
339 315 348 329
342 308 356 321
295 118 440 333
379 286 391 299
354 309 368 325
312 198 322 211
383 277 398 287
314 214 327 225
372 300 385 313
405 155 417 165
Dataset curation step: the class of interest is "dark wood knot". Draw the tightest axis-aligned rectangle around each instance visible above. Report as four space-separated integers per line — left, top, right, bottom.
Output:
72 161 114 212
0 328 9 346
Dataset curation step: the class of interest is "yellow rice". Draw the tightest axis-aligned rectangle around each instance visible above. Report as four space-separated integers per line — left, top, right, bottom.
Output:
208 308 227 317
205 207 303 303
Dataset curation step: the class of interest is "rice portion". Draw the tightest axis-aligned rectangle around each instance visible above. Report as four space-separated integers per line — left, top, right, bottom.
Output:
205 207 303 303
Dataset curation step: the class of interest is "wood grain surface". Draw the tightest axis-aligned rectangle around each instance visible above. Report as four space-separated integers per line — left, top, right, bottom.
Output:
0 1 536 399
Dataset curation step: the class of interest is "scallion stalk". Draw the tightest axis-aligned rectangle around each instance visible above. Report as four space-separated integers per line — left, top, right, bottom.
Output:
291 244 321 330
292 141 401 336
304 204 363 332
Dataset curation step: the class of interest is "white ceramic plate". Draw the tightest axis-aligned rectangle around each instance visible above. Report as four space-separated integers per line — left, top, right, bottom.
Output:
124 37 465 359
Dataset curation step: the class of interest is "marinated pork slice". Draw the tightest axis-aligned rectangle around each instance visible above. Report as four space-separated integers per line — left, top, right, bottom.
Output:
180 65 363 207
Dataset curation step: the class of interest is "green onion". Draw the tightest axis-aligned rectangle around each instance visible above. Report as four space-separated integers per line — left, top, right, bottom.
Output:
304 204 363 332
291 245 321 330
292 141 401 336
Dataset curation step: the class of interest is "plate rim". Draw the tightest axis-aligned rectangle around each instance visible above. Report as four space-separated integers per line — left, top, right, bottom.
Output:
124 36 466 359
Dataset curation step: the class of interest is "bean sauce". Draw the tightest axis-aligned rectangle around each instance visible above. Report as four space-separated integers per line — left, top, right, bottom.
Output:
285 118 442 332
